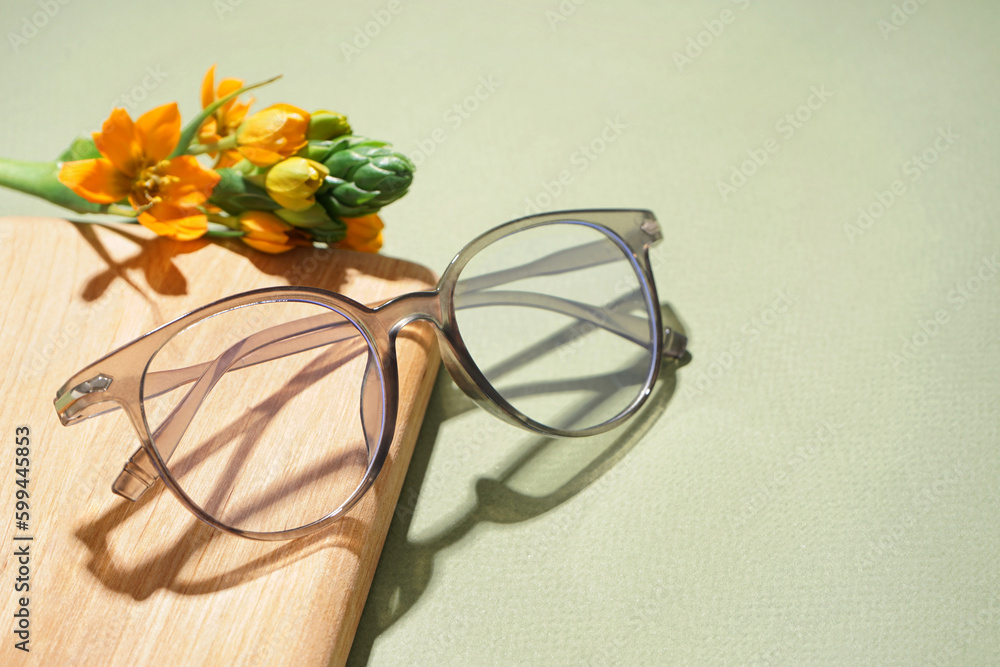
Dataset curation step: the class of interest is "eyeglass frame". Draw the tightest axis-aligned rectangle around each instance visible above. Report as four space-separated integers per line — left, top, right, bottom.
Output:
53 208 687 540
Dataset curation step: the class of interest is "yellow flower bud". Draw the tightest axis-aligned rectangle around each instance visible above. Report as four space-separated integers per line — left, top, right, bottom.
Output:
236 103 310 167
264 157 329 212
238 210 301 253
307 110 351 141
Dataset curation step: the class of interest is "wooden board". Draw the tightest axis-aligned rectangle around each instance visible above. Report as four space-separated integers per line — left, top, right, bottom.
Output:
0 217 440 665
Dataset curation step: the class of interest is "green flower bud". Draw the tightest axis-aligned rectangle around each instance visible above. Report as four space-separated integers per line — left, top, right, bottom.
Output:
315 136 415 219
307 217 348 244
306 110 352 141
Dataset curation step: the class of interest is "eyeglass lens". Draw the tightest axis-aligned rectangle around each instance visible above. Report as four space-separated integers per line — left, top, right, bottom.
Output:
453 221 656 432
140 301 383 533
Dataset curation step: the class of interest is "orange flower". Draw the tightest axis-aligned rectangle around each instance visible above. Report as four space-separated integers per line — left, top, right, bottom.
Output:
339 214 384 253
198 64 253 168
58 103 220 241
139 202 214 241
238 210 308 254
236 104 310 167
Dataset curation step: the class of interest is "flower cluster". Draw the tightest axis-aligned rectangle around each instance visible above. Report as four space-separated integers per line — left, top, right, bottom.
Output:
0 66 414 254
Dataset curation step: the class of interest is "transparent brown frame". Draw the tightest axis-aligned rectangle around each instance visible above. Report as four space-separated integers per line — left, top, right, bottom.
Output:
53 209 686 540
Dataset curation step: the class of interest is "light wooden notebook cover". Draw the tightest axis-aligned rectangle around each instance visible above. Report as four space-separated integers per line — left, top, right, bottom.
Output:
0 217 440 666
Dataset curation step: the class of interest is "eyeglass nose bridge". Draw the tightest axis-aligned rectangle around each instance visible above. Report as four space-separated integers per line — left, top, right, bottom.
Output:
375 289 444 334
372 287 498 417
371 285 535 432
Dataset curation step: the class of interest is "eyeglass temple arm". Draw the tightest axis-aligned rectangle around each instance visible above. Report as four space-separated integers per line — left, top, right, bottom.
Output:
455 290 652 345
142 286 677 405
140 314 362 400
453 239 624 294
453 238 685 359
455 237 687 359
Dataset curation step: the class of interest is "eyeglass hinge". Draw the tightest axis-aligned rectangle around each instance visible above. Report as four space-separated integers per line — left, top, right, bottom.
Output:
663 328 687 360
640 214 662 240
54 374 114 422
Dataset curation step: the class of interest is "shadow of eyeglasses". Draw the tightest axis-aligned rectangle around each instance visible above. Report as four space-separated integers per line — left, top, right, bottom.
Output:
346 303 689 665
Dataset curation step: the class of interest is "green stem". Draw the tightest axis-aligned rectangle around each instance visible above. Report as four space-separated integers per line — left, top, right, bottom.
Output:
107 204 138 218
0 157 107 214
206 222 245 238
188 134 238 155
206 211 238 228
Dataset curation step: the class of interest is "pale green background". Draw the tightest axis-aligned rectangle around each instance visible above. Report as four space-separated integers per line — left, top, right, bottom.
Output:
2 0 998 664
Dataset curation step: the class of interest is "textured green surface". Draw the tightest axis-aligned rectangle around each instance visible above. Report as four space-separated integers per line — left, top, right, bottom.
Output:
2 0 998 664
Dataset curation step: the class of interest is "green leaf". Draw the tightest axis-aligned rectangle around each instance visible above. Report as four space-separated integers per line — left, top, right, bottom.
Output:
171 74 282 158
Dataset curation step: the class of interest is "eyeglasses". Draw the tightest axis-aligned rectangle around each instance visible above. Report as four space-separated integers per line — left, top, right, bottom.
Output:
54 209 687 540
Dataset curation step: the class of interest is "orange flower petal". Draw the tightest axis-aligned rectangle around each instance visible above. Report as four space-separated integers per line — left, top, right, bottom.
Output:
198 116 220 145
236 144 284 168
138 202 208 241
135 103 180 163
93 108 141 177
269 103 309 118
201 64 216 109
340 214 384 253
239 210 290 234
157 155 221 205
200 67 252 138
238 211 305 253
236 103 310 166
225 98 253 129
241 237 296 253
243 228 289 244
216 77 244 117
215 150 243 168
217 77 243 98
58 158 132 204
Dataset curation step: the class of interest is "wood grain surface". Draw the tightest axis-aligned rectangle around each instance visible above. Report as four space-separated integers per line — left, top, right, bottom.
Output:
0 217 441 666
